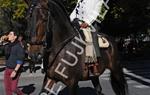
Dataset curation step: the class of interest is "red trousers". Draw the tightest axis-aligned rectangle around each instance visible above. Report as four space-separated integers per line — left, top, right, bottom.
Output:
4 68 24 95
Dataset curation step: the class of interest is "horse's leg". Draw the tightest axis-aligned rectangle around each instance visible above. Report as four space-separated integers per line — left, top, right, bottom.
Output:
30 62 35 73
91 76 103 95
33 62 36 73
29 61 33 73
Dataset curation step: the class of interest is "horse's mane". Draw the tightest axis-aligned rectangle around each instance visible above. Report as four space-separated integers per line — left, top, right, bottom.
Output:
47 0 76 43
48 0 73 26
49 0 69 17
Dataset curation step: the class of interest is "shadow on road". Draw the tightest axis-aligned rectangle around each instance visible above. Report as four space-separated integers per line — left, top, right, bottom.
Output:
59 87 104 95
21 65 41 73
0 67 5 72
19 84 36 95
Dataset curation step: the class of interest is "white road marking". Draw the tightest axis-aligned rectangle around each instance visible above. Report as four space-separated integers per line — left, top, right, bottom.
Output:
134 85 150 89
101 77 109 80
127 80 136 84
123 68 150 83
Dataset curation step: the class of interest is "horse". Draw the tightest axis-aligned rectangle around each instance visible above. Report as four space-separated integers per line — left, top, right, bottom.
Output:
25 0 128 95
25 0 49 73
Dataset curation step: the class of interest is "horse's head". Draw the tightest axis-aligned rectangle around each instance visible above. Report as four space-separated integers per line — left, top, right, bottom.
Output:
26 0 77 70
26 0 76 53
25 0 48 60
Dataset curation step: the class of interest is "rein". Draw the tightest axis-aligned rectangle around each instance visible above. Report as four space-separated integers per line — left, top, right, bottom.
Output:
46 34 76 52
46 33 76 69
29 41 45 45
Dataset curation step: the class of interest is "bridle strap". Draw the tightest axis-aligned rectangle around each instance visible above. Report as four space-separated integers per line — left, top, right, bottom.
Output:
29 41 45 45
27 0 49 46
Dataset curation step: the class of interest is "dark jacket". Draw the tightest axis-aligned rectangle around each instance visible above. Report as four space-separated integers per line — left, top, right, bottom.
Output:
0 41 25 69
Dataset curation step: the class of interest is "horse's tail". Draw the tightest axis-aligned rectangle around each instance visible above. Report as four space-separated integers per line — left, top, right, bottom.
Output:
110 63 128 95
108 36 128 95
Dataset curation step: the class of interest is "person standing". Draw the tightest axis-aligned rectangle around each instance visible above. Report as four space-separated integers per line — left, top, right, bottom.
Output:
0 30 25 95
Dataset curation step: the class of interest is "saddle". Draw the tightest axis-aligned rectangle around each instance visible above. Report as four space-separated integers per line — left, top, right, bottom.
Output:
97 34 109 48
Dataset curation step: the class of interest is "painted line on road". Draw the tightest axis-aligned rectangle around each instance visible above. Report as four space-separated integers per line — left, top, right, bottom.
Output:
101 77 109 80
127 80 136 84
134 85 150 89
123 68 150 84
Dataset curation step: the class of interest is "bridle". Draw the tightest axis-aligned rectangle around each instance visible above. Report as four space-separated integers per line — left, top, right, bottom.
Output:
26 0 78 50
26 0 49 46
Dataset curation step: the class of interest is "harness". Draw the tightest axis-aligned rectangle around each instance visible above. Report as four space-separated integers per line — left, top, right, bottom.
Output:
26 0 49 46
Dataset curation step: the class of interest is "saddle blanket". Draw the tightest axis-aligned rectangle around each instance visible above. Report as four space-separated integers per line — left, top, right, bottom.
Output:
81 27 96 62
81 27 109 62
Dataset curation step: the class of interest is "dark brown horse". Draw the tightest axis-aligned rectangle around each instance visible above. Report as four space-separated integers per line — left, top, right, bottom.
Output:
26 0 128 95
25 0 48 73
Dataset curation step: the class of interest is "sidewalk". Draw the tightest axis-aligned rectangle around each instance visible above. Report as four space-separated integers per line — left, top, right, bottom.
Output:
0 63 44 80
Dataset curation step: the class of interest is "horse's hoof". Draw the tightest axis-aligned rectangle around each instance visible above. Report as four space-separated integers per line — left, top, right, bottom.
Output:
96 91 104 95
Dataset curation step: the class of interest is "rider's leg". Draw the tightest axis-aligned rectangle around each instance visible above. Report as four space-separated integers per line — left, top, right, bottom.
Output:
91 22 102 59
91 22 102 75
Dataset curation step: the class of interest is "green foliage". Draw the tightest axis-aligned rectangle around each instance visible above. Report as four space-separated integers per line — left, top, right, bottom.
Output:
63 0 77 14
0 0 28 32
0 0 28 19
110 6 124 19
13 2 27 19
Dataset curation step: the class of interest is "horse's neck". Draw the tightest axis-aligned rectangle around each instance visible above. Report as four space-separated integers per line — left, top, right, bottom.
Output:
51 28 75 48
48 0 76 48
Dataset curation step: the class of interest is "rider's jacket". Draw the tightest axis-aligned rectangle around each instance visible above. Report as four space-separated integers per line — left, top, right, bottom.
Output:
70 0 104 25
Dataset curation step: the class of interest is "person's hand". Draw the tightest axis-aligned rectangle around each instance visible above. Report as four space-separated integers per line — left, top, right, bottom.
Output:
10 70 17 78
0 35 8 42
80 22 89 28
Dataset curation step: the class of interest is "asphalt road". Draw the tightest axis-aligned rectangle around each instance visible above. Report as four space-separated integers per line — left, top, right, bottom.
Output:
0 60 150 95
